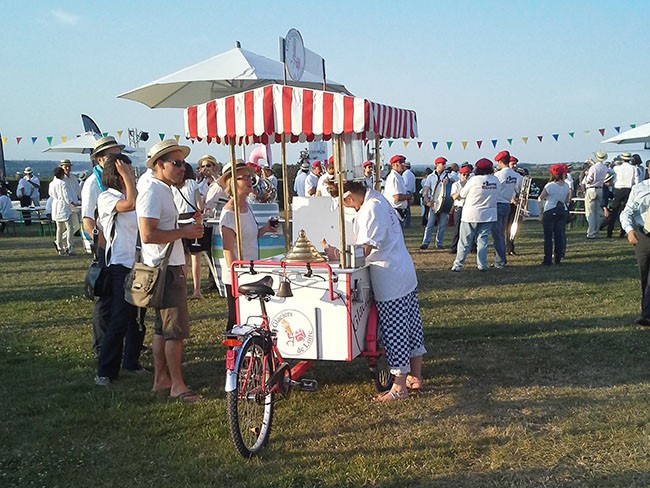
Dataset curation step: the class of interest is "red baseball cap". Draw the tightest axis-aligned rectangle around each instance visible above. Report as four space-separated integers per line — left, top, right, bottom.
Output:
389 155 406 165
459 165 472 175
312 160 322 168
495 150 510 163
328 156 334 165
363 161 373 168
509 156 519 164
475 158 493 170
434 157 448 165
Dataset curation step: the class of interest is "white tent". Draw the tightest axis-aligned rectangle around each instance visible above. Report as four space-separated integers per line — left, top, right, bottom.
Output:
602 122 650 145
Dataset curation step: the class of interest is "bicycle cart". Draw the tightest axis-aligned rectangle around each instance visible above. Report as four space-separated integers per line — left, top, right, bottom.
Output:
184 80 418 457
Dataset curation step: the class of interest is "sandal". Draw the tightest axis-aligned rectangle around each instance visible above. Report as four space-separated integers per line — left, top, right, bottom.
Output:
373 389 409 403
406 375 423 391
170 390 202 403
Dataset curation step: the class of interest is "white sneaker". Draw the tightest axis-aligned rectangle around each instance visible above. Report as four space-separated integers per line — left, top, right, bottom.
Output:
94 375 110 387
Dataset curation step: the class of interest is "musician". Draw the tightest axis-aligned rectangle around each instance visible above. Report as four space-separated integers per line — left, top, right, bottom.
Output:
506 155 522 255
362 161 376 189
449 164 472 253
538 164 572 265
492 151 522 267
304 161 322 197
382 155 412 229
420 157 453 250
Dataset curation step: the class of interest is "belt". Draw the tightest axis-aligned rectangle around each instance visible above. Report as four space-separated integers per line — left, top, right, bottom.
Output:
587 186 602 189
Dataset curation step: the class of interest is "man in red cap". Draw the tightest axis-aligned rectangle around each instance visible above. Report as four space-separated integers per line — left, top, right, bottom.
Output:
363 161 376 189
491 151 522 267
383 155 412 229
304 160 322 197
420 157 453 249
506 155 524 255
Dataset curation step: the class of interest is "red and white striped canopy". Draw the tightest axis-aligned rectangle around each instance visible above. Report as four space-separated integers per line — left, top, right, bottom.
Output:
184 84 418 145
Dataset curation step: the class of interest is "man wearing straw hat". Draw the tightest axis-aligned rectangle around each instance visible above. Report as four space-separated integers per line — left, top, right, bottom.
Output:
137 139 204 402
16 167 40 225
60 159 82 245
584 150 608 239
82 136 125 358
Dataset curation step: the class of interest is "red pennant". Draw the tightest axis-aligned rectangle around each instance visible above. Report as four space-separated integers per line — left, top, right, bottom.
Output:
476 140 483 149
598 128 605 136
16 137 22 144
417 141 422 148
537 135 543 142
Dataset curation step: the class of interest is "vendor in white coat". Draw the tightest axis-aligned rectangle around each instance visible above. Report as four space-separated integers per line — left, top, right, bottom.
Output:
338 180 426 402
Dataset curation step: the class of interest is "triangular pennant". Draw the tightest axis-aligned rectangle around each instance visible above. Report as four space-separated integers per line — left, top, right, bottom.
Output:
598 128 605 136
102 132 108 137
403 141 409 148
476 140 483 149
387 140 394 147
16 137 22 144
446 141 453 150
461 141 468 150
159 133 166 141
491 139 498 148
62 136 68 143
1 137 7 145
537 135 543 142
569 132 575 138
584 130 590 134
417 141 422 148
631 124 637 129
614 126 621 133
117 130 123 138
507 138 513 145
47 136 53 145
31 137 38 144
432 141 438 150
552 134 559 141
522 137 528 144
174 134 181 143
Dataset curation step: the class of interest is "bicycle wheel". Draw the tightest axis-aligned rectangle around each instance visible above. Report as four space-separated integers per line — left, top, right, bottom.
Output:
226 338 274 458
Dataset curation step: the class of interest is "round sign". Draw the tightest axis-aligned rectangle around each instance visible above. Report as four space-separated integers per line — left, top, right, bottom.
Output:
270 309 314 356
285 28 306 82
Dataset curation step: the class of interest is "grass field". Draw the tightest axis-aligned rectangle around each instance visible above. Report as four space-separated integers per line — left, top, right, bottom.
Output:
1 218 650 487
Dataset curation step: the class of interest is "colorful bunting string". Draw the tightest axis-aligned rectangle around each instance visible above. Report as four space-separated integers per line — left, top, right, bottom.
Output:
461 141 468 150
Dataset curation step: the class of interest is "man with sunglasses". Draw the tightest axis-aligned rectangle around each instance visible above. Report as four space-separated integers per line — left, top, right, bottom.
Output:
383 154 412 230
137 140 204 403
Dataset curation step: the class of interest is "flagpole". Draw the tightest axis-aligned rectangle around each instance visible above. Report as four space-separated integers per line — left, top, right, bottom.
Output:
229 140 243 260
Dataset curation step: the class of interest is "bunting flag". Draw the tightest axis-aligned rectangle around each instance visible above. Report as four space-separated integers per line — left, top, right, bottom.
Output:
569 132 575 138
461 141 468 150
16 137 22 144
522 137 528 144
476 140 483 149
47 136 53 145
631 124 637 128
62 136 67 143
552 134 559 141
102 132 108 137
446 141 453 150
117 130 123 138
388 140 394 147
584 130 590 134
491 139 498 148
614 126 620 133
174 134 181 143
507 138 513 145
1 137 6 145
417 141 422 148
403 141 409 148
432 141 438 150
537 136 543 142
598 128 605 136
31 137 37 144
158 133 165 141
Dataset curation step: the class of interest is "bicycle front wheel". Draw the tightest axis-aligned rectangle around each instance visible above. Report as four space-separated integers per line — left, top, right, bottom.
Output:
226 338 274 458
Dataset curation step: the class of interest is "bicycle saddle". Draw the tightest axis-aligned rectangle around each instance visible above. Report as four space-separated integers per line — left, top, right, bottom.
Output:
238 276 275 298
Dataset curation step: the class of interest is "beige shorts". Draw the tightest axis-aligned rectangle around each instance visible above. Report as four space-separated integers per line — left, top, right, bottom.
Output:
154 266 190 340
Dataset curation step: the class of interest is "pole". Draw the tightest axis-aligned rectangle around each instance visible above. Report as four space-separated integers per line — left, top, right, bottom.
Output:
334 136 347 269
229 140 243 259
280 134 291 252
374 135 381 191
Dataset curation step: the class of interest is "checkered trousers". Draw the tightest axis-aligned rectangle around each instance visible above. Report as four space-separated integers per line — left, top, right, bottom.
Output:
375 289 427 375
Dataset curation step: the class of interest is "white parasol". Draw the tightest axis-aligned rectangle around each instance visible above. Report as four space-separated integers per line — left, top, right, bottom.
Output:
602 122 650 145
42 131 134 154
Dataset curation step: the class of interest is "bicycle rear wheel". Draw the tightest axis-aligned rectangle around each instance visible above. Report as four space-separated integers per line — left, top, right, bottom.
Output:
226 338 274 458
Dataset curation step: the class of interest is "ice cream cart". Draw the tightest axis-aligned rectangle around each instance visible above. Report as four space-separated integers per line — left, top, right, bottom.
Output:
184 82 418 457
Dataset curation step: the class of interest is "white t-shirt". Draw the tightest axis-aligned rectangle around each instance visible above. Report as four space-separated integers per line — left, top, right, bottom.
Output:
0 194 17 220
402 169 416 194
494 167 522 204
304 172 319 196
541 181 571 212
451 180 465 208
354 189 416 302
459 174 500 223
136 178 185 267
81 172 102 223
173 179 199 214
63 174 81 205
49 177 72 222
294 171 308 197
316 173 334 196
136 169 154 194
219 207 259 285
383 170 407 210
98 188 138 267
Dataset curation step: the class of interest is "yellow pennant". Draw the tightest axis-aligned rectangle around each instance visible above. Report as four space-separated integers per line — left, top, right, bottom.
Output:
461 141 468 150
117 130 123 138
1 137 6 145
174 134 181 143
522 137 528 144
62 136 68 143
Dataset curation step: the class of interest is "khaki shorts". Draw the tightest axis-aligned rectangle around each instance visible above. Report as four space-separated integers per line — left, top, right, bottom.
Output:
154 265 190 340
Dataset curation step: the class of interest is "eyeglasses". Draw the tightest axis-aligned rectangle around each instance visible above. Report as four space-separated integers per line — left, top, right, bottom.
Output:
164 159 186 168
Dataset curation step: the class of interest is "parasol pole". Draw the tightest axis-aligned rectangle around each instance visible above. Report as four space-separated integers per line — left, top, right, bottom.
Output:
334 135 347 269
229 140 243 260
374 135 381 191
280 133 291 252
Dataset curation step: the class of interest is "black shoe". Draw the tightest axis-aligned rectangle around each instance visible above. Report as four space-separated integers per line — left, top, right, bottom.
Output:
634 317 650 327
419 244 428 250
540 261 552 266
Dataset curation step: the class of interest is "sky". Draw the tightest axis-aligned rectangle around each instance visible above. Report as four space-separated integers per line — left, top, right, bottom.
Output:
2 0 650 167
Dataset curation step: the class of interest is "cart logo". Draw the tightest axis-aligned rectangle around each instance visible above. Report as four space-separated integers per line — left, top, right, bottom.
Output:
270 309 314 356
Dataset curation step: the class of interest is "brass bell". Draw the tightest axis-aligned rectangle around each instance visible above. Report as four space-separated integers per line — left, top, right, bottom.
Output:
283 229 325 263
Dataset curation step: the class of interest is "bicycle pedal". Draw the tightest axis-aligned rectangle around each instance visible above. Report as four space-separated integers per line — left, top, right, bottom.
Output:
299 379 318 392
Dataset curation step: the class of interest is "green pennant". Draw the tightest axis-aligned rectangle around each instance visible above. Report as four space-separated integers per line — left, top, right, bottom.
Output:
507 138 513 145
387 140 394 147
47 136 53 145
159 133 165 141
102 132 108 137
446 141 452 150
569 132 575 138
631 124 637 129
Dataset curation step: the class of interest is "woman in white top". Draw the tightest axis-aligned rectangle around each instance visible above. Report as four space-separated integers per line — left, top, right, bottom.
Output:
49 166 74 255
96 153 144 382
339 181 426 402
219 161 277 331
538 164 572 265
451 159 500 272
173 163 205 300
449 164 473 253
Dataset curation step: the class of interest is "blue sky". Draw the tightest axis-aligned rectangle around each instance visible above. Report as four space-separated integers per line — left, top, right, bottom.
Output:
2 0 649 165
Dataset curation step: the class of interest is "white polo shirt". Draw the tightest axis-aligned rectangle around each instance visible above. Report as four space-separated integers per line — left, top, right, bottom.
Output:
459 174 500 223
494 167 522 204
136 178 185 267
382 170 407 210
304 172 319 196
97 188 138 267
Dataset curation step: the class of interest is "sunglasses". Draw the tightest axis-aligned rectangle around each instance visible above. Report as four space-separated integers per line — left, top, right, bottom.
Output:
201 163 214 169
164 159 186 168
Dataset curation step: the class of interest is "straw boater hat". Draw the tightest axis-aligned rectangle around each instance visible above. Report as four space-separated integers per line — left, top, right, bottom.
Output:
197 154 217 166
24 167 33 174
218 159 255 188
91 136 125 158
145 139 190 169
59 159 72 167
595 150 607 161
620 152 633 162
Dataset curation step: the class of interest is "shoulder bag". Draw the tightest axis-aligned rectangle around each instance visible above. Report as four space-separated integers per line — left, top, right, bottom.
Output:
124 234 173 308
83 216 115 300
